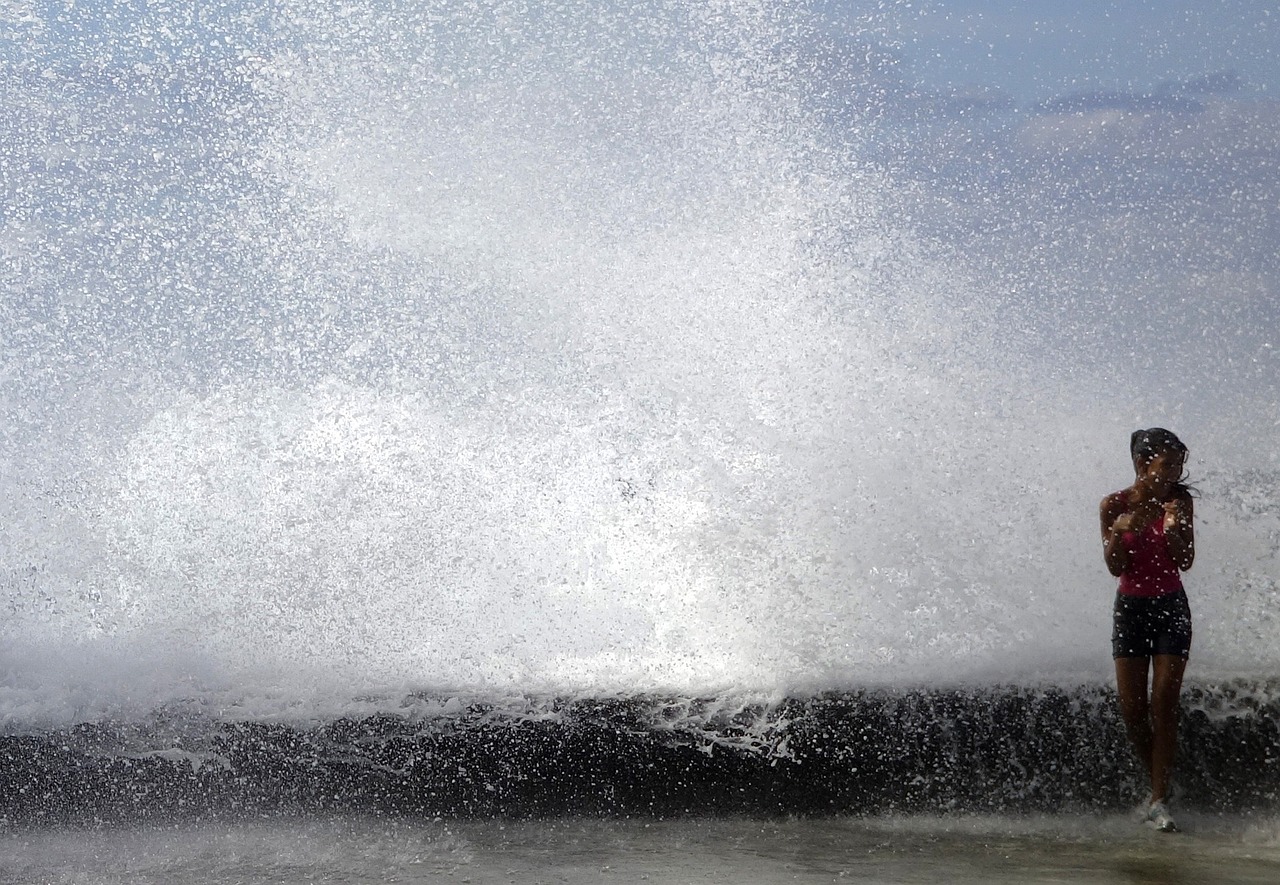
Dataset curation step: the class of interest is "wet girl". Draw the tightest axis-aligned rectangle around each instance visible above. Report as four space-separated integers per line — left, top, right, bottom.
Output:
1100 428 1195 832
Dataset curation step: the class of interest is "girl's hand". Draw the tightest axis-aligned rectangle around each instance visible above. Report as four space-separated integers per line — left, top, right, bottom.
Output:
1115 500 1161 534
1112 512 1138 533
1164 499 1189 529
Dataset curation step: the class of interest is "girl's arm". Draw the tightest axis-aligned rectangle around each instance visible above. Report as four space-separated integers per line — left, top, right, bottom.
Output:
1164 493 1195 571
1101 494 1131 577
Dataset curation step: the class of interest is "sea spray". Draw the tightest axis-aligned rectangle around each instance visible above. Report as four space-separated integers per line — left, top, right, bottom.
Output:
2 0 1277 719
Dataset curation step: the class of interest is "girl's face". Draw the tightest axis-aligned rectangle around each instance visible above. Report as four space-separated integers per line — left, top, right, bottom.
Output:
1137 450 1185 490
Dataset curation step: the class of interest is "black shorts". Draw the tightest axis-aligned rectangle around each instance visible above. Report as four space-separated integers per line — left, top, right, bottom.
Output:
1112 590 1192 659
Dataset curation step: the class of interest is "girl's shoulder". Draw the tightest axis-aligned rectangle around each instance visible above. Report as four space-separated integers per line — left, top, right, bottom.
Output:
1101 488 1131 509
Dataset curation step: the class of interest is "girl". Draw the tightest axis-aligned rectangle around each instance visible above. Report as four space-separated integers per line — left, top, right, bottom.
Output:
1099 428 1195 833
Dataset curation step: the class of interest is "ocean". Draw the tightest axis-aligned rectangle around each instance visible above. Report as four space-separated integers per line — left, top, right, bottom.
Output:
3 1 1279 880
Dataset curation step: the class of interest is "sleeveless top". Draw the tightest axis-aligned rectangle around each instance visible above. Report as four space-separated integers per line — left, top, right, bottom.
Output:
1116 506 1184 598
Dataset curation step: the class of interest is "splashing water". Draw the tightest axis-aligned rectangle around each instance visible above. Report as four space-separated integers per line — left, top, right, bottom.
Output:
3 1 1278 723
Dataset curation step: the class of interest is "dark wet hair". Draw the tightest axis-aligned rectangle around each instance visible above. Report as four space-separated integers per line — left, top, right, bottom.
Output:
1130 427 1195 496
1130 427 1186 465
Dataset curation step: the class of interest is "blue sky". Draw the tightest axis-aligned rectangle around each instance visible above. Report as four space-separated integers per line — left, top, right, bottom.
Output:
844 0 1279 103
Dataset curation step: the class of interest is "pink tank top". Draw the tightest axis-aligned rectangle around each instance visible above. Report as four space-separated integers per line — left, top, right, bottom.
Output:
1118 516 1184 598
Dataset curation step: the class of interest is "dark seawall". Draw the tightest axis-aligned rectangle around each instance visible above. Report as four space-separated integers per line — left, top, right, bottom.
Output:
2 681 1277 825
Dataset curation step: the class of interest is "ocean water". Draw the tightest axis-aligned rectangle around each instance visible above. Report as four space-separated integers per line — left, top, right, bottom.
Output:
3 0 1278 871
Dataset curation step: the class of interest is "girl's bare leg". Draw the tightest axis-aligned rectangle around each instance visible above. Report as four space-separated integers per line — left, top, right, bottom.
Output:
1149 654 1187 802
1115 656 1153 782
